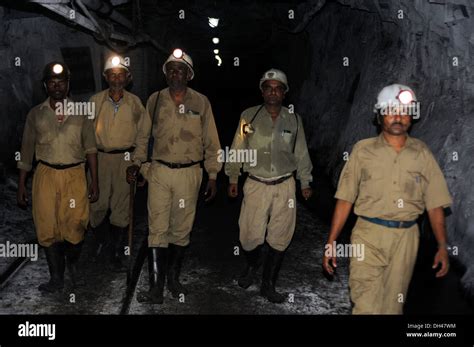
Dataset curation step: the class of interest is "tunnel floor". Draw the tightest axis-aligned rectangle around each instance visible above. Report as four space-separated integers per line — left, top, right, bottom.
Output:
0 174 472 315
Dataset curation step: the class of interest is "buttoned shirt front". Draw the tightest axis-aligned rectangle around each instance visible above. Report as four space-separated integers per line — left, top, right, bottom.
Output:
335 133 452 221
225 105 313 188
17 98 97 172
89 89 150 165
145 87 222 179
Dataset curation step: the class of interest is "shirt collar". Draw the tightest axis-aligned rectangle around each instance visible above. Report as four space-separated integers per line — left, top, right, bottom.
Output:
39 97 73 111
376 132 416 150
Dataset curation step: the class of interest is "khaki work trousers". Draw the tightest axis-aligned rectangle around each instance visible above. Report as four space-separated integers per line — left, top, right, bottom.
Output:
147 162 202 247
349 217 419 314
89 151 133 228
239 176 296 252
32 163 89 247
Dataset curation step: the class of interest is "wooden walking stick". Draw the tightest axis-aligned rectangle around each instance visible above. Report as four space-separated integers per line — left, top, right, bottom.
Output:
127 179 136 285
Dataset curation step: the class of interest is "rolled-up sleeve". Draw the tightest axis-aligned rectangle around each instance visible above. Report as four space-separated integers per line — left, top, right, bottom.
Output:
334 142 361 203
17 110 36 172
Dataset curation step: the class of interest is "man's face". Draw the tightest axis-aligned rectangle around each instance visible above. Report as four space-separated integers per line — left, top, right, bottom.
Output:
381 111 412 136
261 80 285 106
165 62 190 89
105 68 129 91
46 77 69 100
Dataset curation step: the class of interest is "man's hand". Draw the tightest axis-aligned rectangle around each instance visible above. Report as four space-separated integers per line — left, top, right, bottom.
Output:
228 183 238 198
204 179 217 202
433 247 449 278
88 181 99 202
322 243 337 275
137 174 147 187
301 187 313 200
17 184 28 208
126 165 140 184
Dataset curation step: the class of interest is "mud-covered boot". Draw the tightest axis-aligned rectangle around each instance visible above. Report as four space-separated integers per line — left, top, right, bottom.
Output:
238 244 262 289
167 244 188 298
64 241 85 287
260 246 287 303
137 247 168 304
110 225 127 272
38 243 65 293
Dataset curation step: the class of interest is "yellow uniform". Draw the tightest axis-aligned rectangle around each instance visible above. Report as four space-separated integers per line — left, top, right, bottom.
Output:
17 98 97 246
335 133 452 314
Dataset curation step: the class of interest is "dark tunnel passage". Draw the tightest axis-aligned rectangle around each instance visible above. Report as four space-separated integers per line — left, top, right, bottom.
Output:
0 0 474 343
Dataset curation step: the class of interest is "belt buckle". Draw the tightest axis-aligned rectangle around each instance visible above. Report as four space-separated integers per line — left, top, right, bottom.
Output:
398 221 404 228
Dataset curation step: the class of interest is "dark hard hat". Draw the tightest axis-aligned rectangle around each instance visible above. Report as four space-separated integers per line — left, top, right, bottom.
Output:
42 62 71 82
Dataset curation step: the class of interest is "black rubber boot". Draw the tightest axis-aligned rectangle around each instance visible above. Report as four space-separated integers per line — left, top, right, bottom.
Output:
38 242 65 293
64 241 85 288
260 246 287 303
92 219 110 263
137 247 168 304
238 244 263 289
167 244 188 298
109 225 127 272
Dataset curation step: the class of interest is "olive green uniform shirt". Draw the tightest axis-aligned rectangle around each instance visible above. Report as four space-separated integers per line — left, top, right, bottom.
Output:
335 133 452 221
17 98 97 172
145 87 222 179
225 105 313 188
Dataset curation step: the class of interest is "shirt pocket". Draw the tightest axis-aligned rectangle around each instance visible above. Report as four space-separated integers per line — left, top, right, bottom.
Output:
280 130 294 151
63 121 84 154
403 170 425 202
358 166 384 203
181 110 202 139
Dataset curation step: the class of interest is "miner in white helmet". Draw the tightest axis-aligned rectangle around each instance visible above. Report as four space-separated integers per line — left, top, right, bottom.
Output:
322 83 452 314
17 62 98 292
88 54 151 271
225 68 313 303
127 49 222 304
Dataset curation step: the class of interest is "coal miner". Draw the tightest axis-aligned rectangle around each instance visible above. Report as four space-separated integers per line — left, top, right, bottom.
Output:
88 55 151 271
322 84 452 314
127 49 222 304
16 62 99 292
225 69 313 303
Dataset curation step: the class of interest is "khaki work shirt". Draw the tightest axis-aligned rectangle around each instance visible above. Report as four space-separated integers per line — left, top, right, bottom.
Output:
335 133 452 221
144 87 222 179
17 98 97 172
89 89 151 166
225 105 313 188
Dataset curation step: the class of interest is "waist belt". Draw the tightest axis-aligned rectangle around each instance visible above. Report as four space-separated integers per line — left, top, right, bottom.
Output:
38 160 82 170
248 174 292 186
361 216 417 229
98 146 135 154
156 159 202 169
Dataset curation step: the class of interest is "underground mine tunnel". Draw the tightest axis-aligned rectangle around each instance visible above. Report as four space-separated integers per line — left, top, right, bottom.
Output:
0 0 473 338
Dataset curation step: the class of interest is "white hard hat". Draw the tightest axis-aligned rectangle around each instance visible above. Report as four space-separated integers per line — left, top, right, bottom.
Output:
103 55 129 74
259 68 289 92
163 49 194 80
374 83 417 112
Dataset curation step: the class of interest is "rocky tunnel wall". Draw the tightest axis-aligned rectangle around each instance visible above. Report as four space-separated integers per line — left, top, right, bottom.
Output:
295 0 474 294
